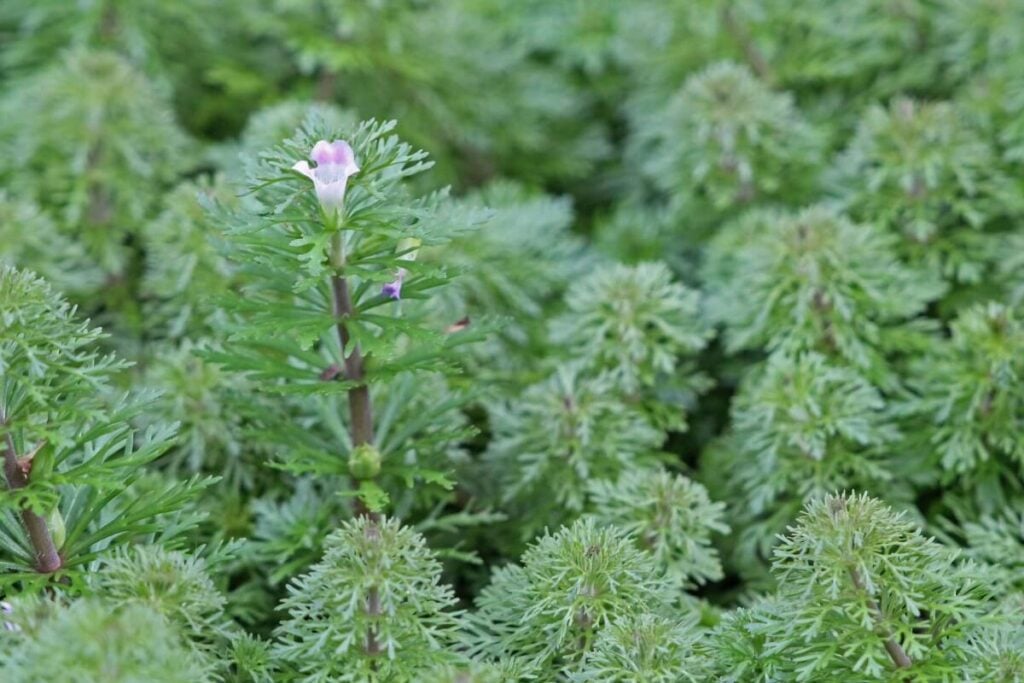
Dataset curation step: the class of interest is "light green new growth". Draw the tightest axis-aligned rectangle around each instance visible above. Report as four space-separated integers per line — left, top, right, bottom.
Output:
552 262 711 398
2 599 212 683
274 515 460 682
470 518 672 673
589 467 727 589
768 493 996 680
574 613 705 683
486 365 662 529
637 61 820 211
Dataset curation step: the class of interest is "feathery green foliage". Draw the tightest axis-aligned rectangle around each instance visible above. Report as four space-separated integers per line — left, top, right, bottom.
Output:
470 518 672 673
274 516 459 682
0 267 192 589
552 262 710 399
904 302 1024 511
704 205 943 376
92 545 233 670
574 613 705 683
485 365 662 531
3 2 1024 680
589 467 727 589
634 61 820 215
766 493 999 681
1 598 213 682
833 97 1022 284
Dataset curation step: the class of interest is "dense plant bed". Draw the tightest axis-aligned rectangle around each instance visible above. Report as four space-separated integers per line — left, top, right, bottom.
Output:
2 1 1024 681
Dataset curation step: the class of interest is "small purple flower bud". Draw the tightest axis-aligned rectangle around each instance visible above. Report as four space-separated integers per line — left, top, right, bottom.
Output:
293 139 360 216
1 601 18 632
382 268 407 300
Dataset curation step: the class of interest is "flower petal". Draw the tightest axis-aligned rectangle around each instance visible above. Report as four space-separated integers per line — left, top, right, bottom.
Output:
310 140 335 165
381 268 407 300
315 179 349 211
328 140 360 174
298 141 360 214
292 160 315 180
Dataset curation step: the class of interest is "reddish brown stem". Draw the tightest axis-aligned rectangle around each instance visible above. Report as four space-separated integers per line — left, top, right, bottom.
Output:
721 3 774 84
330 236 377 519
330 275 375 446
316 69 337 102
364 585 382 657
1 422 61 574
848 566 913 670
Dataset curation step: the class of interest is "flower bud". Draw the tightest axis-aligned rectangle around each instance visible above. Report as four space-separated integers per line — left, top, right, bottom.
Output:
396 237 422 261
348 444 382 480
381 268 407 300
47 506 66 550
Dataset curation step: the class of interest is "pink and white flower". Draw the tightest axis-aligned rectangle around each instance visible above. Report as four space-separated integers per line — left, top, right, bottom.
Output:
292 140 360 215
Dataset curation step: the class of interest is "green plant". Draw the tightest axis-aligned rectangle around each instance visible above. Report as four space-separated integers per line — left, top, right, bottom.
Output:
274 515 460 682
469 518 672 674
0 267 197 590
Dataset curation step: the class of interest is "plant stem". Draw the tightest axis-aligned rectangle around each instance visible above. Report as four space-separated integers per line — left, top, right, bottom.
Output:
721 3 774 84
330 233 377 518
0 416 62 573
363 521 382 670
848 566 913 670
316 69 337 102
365 585 382 657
